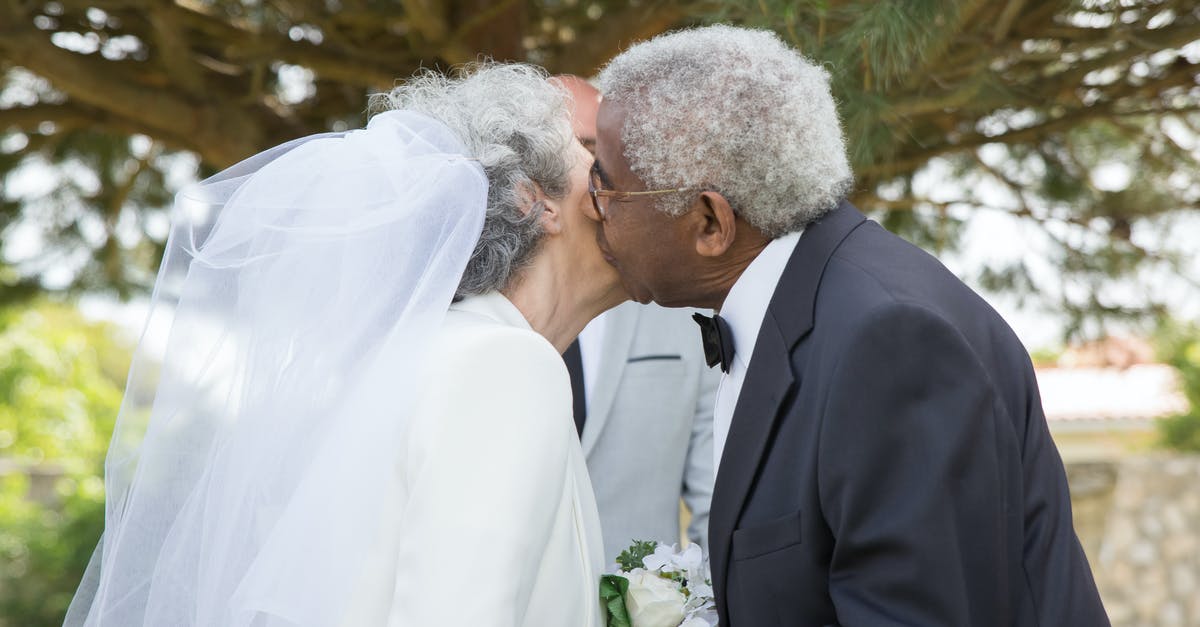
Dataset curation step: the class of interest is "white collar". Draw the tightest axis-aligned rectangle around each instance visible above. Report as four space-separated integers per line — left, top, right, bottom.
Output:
718 231 802 369
449 291 533 331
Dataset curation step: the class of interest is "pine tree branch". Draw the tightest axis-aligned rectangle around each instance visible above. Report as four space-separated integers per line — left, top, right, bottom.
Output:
104 142 160 224
170 1 402 87
992 0 1029 43
449 0 521 53
968 150 1037 220
147 4 207 97
0 102 194 148
400 0 451 45
1011 0 1071 38
1043 21 1200 91
864 102 1200 180
887 75 992 119
0 28 264 165
0 103 92 132
449 0 528 62
897 0 990 88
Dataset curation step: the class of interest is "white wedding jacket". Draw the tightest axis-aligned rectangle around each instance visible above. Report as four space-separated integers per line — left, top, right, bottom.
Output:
340 291 606 626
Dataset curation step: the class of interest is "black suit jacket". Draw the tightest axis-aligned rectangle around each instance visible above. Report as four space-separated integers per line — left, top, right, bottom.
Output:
708 202 1108 626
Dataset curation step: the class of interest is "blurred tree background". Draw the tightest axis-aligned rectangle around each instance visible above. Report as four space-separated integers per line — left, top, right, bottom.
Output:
0 0 1196 329
0 0 1195 328
1156 320 1200 451
1 0 1199 624
0 303 129 626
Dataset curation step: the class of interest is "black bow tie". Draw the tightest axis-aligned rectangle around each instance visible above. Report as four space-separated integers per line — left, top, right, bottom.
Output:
692 312 734 374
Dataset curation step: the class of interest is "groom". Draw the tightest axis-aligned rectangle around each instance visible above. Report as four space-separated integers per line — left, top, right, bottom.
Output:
592 25 1109 626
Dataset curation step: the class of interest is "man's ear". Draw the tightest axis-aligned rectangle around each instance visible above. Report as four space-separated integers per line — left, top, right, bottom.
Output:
693 191 737 257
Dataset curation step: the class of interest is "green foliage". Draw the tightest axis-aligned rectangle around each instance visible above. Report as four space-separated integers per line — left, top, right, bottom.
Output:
614 539 659 573
0 302 130 627
0 474 105 626
1155 321 1200 452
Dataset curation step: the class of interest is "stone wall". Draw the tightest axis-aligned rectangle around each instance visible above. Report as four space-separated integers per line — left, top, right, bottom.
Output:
1068 455 1200 626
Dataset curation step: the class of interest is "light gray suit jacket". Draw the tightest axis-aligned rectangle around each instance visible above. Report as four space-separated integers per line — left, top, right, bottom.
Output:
581 301 719 563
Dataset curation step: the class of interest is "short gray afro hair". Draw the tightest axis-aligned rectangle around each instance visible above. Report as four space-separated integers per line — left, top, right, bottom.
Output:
371 62 574 298
597 25 853 237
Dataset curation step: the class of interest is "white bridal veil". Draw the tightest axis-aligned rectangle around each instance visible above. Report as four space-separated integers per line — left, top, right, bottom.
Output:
65 111 488 626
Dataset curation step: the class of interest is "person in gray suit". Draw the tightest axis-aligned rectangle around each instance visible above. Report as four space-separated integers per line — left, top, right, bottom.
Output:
556 75 718 562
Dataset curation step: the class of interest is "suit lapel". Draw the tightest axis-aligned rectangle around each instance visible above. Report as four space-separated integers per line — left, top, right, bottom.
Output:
709 201 867 621
708 313 793 617
581 302 640 457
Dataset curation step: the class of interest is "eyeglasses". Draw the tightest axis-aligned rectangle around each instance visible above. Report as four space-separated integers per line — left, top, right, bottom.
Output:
588 161 693 221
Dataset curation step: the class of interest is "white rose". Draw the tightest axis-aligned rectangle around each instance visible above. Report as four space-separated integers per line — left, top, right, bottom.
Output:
624 569 687 627
679 617 714 627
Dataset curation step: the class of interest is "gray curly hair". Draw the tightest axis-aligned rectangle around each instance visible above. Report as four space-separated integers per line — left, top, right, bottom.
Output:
370 62 575 298
596 25 853 237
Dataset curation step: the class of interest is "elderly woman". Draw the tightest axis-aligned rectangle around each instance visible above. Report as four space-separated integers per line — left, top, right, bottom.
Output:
67 63 623 627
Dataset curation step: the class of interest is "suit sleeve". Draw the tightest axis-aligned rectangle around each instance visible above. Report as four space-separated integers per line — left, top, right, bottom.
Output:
817 302 1010 626
682 360 718 549
391 330 574 626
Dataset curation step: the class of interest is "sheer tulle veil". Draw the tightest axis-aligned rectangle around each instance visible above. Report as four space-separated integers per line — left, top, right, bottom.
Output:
65 110 488 626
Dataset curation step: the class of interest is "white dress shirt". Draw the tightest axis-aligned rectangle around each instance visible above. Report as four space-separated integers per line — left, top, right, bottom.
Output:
713 231 803 474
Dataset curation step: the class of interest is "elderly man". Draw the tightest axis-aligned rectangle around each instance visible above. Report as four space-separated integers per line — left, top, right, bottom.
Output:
554 75 717 561
592 26 1108 626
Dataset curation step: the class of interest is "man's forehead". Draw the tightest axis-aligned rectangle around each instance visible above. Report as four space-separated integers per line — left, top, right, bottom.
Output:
594 100 641 186
593 102 621 157
595 99 627 146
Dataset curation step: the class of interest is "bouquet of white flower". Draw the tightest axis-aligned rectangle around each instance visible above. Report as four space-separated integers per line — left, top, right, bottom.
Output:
599 540 718 627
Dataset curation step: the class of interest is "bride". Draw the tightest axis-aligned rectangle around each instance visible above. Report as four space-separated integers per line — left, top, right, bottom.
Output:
66 63 626 626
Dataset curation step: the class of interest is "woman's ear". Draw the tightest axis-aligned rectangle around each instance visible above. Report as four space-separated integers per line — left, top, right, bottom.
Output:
536 198 563 235
517 182 562 235
693 191 737 257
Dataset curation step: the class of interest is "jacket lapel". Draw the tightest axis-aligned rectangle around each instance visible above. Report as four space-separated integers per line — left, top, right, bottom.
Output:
709 201 867 621
581 302 640 457
708 313 793 619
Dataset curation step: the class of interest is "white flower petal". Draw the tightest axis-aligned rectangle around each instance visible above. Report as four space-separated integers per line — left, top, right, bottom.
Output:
642 544 678 572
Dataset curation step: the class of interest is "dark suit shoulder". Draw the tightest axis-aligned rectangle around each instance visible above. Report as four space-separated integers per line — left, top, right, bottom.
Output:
809 220 1043 443
821 224 1017 349
829 223 982 312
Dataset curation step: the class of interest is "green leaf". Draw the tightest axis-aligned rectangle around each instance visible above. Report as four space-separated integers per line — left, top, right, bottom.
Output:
599 574 632 627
